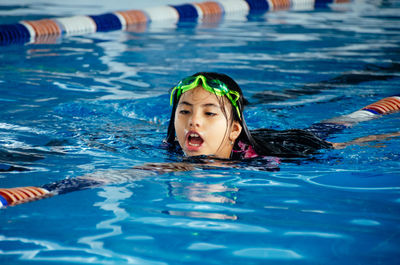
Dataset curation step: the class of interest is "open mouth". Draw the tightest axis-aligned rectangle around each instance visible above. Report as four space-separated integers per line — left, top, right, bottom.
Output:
186 132 204 149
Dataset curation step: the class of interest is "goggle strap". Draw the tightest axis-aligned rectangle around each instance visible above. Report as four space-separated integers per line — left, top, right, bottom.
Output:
170 86 178 105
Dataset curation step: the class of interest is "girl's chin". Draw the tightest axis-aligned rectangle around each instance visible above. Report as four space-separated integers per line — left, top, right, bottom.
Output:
185 150 204 156
184 148 208 157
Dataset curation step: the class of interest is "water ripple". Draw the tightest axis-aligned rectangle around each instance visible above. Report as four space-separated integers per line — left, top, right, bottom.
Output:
187 242 227 251
233 247 303 260
284 231 348 239
166 203 254 213
235 178 299 188
350 219 380 226
132 217 270 233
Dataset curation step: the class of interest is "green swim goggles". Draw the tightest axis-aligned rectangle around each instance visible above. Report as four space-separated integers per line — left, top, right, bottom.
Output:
170 75 241 120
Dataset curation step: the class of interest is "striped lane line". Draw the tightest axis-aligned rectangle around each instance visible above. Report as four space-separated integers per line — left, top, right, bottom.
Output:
0 1 353 47
0 187 51 208
363 97 400 115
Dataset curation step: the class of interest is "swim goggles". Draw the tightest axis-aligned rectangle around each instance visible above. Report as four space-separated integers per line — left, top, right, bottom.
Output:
170 75 241 120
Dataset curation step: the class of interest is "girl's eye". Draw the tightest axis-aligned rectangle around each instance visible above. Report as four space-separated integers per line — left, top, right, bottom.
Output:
205 112 217 116
179 110 190 115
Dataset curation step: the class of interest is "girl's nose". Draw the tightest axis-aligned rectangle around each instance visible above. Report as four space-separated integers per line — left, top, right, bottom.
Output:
189 111 201 128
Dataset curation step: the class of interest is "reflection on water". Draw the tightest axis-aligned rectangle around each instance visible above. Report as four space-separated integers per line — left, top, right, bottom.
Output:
168 181 238 204
132 216 270 233
166 180 237 219
77 186 165 264
233 247 303 260
165 210 237 220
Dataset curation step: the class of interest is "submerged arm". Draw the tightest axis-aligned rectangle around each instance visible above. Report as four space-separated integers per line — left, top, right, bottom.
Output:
330 131 400 149
0 159 232 208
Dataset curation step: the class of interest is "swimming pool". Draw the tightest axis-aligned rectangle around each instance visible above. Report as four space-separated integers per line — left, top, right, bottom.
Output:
1 0 400 264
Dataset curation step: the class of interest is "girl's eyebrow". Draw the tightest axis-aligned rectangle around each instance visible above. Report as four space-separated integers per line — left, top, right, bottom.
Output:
202 103 220 108
178 101 192 106
178 101 220 108
178 101 193 107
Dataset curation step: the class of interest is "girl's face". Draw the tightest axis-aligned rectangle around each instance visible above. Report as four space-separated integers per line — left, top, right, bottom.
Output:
174 86 242 158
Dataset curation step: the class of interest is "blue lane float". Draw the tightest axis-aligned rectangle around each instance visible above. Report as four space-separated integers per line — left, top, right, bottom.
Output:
0 0 351 45
0 23 30 45
246 0 270 11
90 13 123 32
173 4 200 20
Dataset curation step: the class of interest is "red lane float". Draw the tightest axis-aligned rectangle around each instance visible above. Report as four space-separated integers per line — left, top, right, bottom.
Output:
0 187 52 208
362 96 400 115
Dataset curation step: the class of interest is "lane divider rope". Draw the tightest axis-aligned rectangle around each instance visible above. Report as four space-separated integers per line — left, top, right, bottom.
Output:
362 96 400 115
0 94 398 209
0 187 52 208
333 96 400 123
0 0 350 45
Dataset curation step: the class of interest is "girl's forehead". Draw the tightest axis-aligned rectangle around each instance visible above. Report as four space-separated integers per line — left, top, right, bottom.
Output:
180 86 222 104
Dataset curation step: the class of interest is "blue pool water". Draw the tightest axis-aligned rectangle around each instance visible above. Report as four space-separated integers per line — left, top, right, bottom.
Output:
1 0 400 264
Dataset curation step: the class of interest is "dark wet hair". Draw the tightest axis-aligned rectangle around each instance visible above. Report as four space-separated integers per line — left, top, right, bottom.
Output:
165 72 331 158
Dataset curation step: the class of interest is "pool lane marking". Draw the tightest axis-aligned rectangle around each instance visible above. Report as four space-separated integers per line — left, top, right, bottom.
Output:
0 0 352 44
0 187 52 208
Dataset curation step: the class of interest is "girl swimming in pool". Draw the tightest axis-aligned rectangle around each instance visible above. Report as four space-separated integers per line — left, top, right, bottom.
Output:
1 72 399 208
165 72 400 159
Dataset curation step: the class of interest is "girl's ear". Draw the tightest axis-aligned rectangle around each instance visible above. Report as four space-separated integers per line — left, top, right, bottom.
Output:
230 121 242 142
